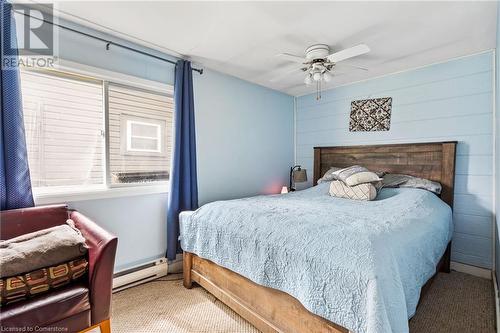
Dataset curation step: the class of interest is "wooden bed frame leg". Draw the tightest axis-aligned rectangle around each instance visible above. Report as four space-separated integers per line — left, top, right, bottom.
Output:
183 252 193 289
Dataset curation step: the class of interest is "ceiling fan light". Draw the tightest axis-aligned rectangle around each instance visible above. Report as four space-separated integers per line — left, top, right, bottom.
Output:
312 72 322 81
323 71 332 82
304 75 313 85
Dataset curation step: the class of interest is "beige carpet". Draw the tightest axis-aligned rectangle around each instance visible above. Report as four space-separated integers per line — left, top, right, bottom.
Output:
108 271 495 333
409 271 495 332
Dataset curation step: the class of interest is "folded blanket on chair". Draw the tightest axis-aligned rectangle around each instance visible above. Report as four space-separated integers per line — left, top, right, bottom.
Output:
0 220 87 278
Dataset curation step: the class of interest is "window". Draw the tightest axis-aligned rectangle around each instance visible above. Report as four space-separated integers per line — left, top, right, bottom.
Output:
126 119 162 153
108 84 172 184
20 68 173 195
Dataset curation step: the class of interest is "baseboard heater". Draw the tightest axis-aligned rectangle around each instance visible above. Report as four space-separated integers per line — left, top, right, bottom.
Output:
112 258 168 292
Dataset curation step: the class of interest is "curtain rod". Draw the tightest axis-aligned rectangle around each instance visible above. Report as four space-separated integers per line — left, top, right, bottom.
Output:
12 9 204 75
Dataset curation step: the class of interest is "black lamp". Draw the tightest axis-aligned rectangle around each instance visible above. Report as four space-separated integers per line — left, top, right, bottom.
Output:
289 165 307 191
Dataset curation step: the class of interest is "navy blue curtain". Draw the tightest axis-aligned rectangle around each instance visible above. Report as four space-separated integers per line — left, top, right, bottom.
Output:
0 0 34 210
166 60 198 260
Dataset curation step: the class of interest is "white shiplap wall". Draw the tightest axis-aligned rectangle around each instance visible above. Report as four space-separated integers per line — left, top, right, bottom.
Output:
296 51 494 269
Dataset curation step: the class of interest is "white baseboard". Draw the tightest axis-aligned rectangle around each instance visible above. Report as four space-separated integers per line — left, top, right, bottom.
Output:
113 258 168 292
450 261 492 279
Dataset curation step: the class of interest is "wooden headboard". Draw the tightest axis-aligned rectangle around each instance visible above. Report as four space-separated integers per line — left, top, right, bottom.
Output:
313 142 457 207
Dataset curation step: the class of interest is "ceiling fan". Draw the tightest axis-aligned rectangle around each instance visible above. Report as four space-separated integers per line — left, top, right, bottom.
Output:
275 44 370 99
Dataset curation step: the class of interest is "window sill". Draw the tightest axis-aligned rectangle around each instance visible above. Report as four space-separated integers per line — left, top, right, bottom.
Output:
33 182 169 205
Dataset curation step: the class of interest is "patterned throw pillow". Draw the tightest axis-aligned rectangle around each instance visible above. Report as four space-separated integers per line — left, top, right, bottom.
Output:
0 257 88 306
332 165 382 186
329 181 377 201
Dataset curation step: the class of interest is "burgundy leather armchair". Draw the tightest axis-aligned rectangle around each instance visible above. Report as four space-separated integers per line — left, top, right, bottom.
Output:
0 204 118 333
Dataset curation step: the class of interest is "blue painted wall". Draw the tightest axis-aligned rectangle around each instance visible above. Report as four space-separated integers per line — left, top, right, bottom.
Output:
296 52 495 269
54 18 176 84
69 193 168 272
194 69 294 205
39 19 294 271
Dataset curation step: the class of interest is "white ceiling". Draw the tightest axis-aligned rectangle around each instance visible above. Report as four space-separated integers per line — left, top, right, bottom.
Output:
53 1 498 96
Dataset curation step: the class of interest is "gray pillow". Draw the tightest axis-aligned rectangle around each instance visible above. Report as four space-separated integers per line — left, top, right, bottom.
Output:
332 165 382 186
317 167 341 184
382 173 442 194
318 166 385 185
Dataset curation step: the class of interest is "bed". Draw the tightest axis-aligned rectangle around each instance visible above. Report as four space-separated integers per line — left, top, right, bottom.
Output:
180 142 457 333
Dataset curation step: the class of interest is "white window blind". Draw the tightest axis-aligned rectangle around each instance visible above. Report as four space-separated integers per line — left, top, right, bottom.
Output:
108 83 173 184
20 70 104 188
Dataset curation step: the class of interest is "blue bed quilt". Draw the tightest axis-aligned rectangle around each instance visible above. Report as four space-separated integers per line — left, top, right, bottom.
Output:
179 184 452 333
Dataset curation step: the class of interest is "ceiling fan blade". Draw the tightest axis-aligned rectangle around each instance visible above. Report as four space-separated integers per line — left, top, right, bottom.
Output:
276 53 305 63
327 44 370 63
335 63 369 71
